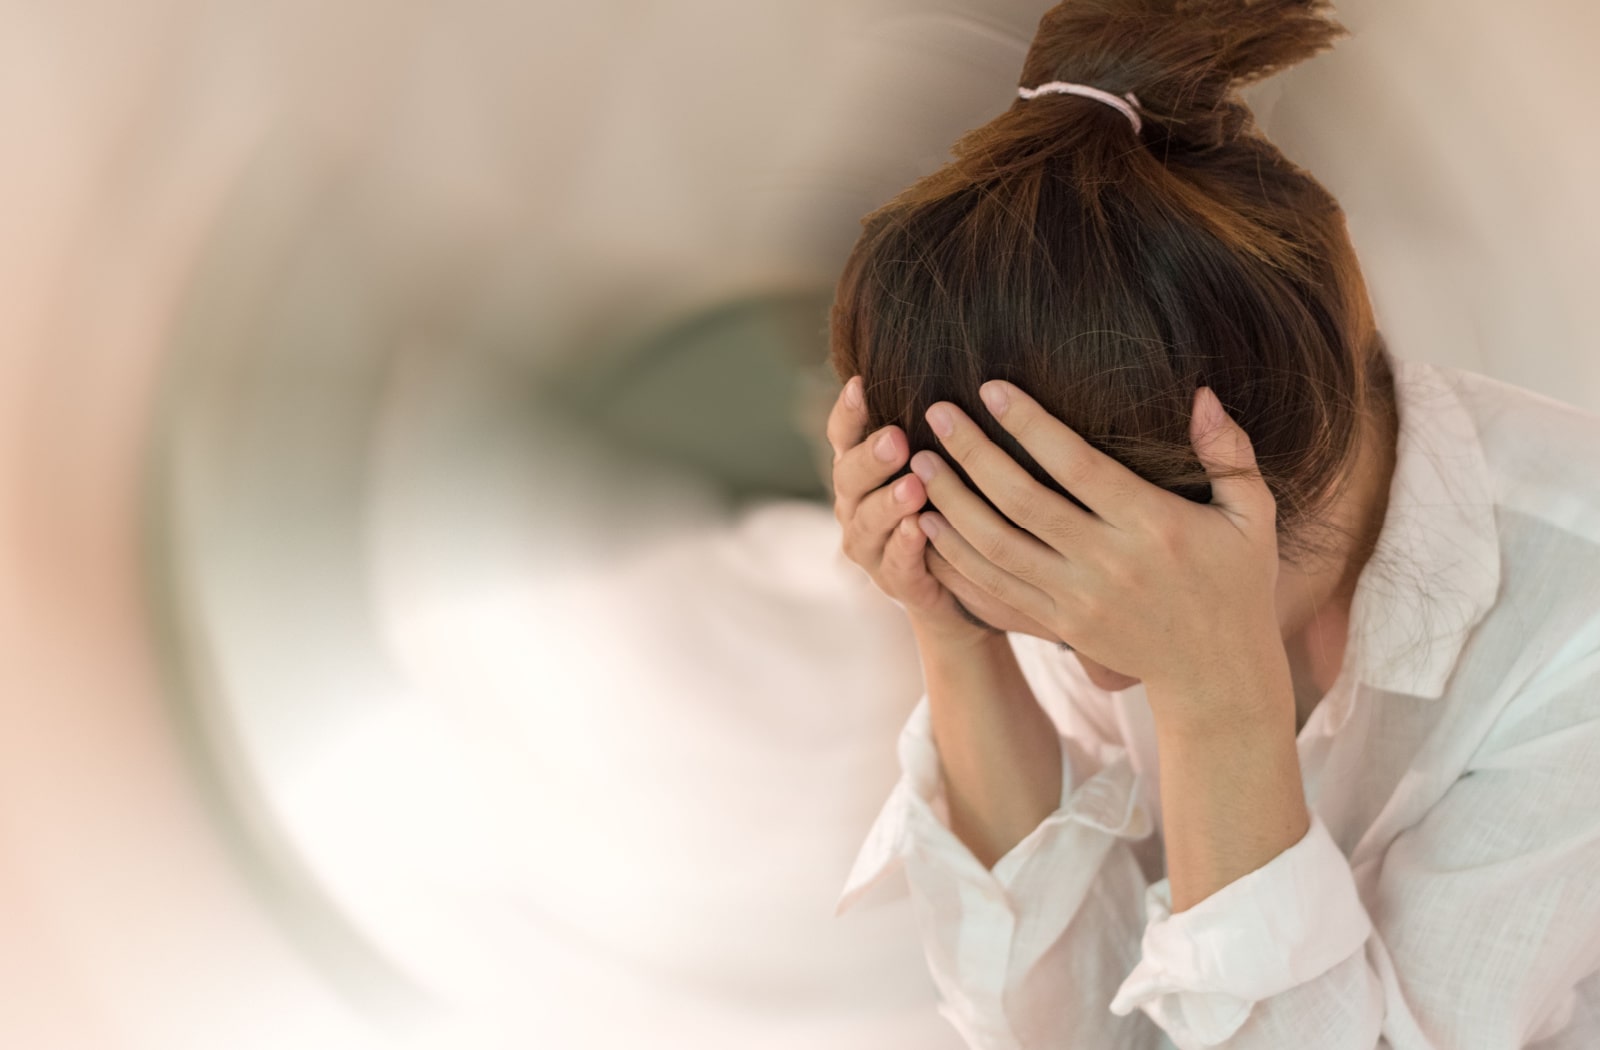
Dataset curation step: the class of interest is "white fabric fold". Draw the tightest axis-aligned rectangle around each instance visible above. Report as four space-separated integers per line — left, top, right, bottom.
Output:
835 691 1153 918
1108 814 1374 1047
832 361 1600 1048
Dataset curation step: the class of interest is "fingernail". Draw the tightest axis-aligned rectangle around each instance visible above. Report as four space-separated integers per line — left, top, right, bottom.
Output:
845 377 863 409
918 514 940 540
910 452 937 482
874 431 898 462
979 382 1009 418
892 477 914 503
926 404 953 438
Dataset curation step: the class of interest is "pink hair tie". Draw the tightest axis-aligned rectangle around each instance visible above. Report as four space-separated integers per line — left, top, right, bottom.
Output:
1017 81 1143 135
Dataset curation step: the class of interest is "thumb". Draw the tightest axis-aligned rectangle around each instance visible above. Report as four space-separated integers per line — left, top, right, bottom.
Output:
1190 386 1268 517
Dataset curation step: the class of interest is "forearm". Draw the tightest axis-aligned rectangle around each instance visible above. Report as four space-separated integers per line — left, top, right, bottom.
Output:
1150 656 1309 914
914 625 1063 871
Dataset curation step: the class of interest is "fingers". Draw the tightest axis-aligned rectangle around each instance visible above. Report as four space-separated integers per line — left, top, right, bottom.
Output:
967 381 1155 529
924 399 1096 553
883 511 963 620
842 473 924 569
879 513 930 587
835 425 910 519
825 376 867 460
916 509 1055 627
922 401 1088 553
1187 385 1272 521
910 448 1059 588
826 375 909 520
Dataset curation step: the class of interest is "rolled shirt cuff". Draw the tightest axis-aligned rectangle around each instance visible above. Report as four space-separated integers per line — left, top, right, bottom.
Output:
1107 811 1373 1046
836 694 1152 916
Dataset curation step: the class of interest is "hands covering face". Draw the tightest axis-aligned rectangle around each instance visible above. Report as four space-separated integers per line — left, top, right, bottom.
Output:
910 380 1284 704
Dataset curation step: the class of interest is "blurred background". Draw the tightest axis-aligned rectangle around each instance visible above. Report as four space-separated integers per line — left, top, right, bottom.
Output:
0 1 1595 1048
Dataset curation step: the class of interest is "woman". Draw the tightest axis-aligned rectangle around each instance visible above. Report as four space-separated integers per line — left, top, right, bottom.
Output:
825 1 1600 1047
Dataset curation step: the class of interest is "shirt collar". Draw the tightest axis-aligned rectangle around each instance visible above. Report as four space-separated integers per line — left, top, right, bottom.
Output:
1342 355 1501 704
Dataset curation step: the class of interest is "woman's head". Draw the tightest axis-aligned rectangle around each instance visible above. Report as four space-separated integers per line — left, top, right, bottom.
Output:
828 0 1397 575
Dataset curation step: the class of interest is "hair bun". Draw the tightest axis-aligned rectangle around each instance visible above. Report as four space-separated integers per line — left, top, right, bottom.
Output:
1020 0 1348 150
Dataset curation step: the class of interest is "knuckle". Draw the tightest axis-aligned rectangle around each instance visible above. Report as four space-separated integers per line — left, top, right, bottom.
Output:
846 506 874 548
1006 411 1037 445
824 418 846 456
1151 517 1187 555
861 486 898 534
1007 410 1049 454
1106 557 1142 592
1036 512 1077 549
856 491 902 546
1055 456 1096 491
961 438 998 476
1010 555 1048 590
1006 488 1049 530
1112 478 1150 514
841 529 866 566
884 528 914 570
831 460 864 508
1100 553 1139 595
973 563 1009 599
851 432 895 481
878 517 903 556
974 527 1012 567
826 410 862 457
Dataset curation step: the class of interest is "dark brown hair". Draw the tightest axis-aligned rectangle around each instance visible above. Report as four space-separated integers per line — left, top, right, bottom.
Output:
828 0 1397 570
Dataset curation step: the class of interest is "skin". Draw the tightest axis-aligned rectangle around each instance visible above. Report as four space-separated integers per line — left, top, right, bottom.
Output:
827 374 1399 910
824 374 1398 729
921 394 1396 730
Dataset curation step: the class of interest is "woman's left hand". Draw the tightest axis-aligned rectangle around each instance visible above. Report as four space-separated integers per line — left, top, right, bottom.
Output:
911 380 1287 727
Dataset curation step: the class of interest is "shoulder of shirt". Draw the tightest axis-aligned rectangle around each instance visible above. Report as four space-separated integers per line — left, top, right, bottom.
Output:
1429 363 1600 711
1436 361 1600 548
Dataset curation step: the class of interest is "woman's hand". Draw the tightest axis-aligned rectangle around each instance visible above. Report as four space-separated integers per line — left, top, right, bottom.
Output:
826 375 1052 650
909 380 1287 726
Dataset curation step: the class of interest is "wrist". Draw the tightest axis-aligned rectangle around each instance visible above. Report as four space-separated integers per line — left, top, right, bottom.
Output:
1146 649 1296 744
1145 637 1292 742
909 613 1006 659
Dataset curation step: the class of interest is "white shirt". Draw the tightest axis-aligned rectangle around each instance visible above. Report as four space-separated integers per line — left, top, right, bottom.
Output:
834 356 1600 1050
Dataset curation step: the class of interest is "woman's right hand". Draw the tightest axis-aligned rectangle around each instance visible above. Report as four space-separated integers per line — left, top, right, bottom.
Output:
827 375 995 649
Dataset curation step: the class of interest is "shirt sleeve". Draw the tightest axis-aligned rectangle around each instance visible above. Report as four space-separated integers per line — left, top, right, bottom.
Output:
1108 646 1600 1049
834 682 1169 1049
838 643 1600 1050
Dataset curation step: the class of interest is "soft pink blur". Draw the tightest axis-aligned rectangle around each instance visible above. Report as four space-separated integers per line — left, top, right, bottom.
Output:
1 1 1595 1048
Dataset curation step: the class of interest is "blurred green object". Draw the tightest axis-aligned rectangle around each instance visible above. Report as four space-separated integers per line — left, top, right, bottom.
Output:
551 289 837 507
